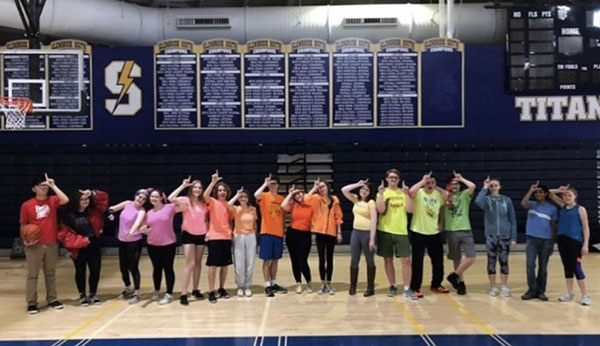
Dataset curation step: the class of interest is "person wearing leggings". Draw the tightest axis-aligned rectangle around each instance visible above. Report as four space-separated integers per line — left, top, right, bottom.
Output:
62 189 109 306
341 180 377 297
281 185 314 294
549 186 591 306
307 179 343 295
143 188 182 305
109 189 149 304
474 177 517 298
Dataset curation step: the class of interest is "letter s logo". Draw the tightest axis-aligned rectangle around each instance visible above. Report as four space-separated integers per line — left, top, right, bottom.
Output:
105 61 142 116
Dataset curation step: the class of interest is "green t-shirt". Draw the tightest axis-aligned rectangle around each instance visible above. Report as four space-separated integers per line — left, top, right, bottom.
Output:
377 188 408 235
443 189 472 231
410 188 444 235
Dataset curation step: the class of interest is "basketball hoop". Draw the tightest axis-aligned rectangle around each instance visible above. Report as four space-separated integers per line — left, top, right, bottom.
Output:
0 97 33 130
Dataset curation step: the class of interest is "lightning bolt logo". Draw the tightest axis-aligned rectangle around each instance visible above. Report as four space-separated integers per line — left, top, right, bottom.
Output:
114 61 135 113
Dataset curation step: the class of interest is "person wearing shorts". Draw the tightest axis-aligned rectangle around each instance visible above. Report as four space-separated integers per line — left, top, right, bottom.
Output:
254 174 287 297
376 169 417 300
444 171 477 295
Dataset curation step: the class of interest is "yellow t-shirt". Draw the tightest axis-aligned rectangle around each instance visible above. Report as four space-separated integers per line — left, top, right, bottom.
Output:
352 197 375 231
411 188 444 235
377 189 408 235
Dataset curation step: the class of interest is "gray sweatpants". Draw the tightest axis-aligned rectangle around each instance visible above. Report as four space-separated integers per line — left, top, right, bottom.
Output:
233 234 257 288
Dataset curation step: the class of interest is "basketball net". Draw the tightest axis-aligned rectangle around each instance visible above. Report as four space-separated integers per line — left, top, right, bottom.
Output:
0 97 33 130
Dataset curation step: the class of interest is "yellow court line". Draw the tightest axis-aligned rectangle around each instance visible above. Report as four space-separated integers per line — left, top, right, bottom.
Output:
441 295 496 335
62 300 124 340
376 277 426 336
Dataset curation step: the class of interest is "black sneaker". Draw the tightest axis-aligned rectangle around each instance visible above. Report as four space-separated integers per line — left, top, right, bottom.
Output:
265 286 275 297
27 305 39 315
447 273 460 291
521 290 537 300
208 291 217 304
89 296 102 305
180 294 189 306
271 284 288 294
217 288 230 299
79 295 90 307
538 292 548 301
191 289 204 300
48 301 64 310
457 282 467 295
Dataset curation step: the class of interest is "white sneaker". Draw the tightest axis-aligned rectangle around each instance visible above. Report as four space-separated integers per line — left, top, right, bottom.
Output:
128 294 141 305
237 288 244 297
327 284 335 295
558 293 574 302
151 291 160 301
296 283 303 294
318 284 327 295
500 286 510 297
306 282 313 294
244 288 252 297
581 295 591 306
489 286 499 297
159 293 173 305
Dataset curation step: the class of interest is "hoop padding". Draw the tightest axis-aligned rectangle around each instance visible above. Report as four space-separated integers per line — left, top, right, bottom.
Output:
0 97 33 130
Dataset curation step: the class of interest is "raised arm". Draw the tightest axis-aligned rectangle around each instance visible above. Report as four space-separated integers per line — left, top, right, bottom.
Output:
308 178 321 195
409 171 431 198
474 177 491 209
204 170 222 201
168 176 192 203
520 181 539 209
376 180 386 214
281 185 298 212
454 171 476 195
109 200 131 213
254 174 272 200
341 180 369 203
44 173 69 205
403 181 414 213
548 186 568 208
228 187 244 210
579 206 590 256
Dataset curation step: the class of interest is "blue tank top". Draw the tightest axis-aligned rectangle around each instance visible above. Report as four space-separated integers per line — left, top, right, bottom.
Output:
557 205 583 242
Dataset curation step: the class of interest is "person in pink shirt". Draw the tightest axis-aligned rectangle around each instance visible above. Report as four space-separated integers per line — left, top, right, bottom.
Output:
108 188 150 305
168 177 209 306
141 188 183 305
228 188 258 298
203 171 234 304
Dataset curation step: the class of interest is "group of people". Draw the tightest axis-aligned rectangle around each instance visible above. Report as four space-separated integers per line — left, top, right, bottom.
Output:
19 169 592 314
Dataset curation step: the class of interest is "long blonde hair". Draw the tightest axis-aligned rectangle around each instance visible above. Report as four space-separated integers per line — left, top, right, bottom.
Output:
187 180 206 205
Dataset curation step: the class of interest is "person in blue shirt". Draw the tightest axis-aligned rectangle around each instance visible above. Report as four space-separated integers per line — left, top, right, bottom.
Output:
520 181 557 301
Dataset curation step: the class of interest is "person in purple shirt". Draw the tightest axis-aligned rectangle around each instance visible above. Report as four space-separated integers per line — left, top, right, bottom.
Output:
520 182 557 301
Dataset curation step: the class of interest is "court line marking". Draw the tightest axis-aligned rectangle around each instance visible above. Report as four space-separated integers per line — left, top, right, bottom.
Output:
75 305 133 346
253 298 271 346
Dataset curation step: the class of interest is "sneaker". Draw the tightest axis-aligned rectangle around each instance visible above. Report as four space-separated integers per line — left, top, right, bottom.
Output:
501 286 511 297
244 288 253 297
89 296 102 305
272 284 288 294
582 295 592 306
208 291 217 304
265 286 274 298
151 291 160 301
558 293 574 302
27 305 39 315
180 294 189 306
217 288 230 299
318 284 327 295
159 293 173 305
295 283 303 294
79 295 90 307
387 285 398 297
237 288 244 297
327 284 335 295
306 282 313 294
404 289 419 300
447 273 460 290
457 282 467 295
489 286 499 297
430 286 450 294
414 290 424 298
128 294 141 305
48 301 64 310
118 287 134 299
521 290 537 300
537 292 548 301
191 289 204 300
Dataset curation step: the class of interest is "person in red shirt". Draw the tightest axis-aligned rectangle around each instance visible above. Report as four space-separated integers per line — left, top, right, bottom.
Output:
19 173 69 314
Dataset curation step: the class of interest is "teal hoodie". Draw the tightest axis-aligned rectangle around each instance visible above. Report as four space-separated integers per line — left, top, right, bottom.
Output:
474 188 517 241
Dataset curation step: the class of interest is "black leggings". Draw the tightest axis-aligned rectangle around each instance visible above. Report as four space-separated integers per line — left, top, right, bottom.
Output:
73 237 101 296
118 240 142 290
557 235 586 280
147 243 176 294
286 228 312 283
316 233 336 282
410 232 444 290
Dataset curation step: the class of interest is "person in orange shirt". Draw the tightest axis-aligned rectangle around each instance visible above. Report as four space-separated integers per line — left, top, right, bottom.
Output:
307 179 343 295
281 185 314 294
203 171 234 304
228 188 258 298
254 174 287 297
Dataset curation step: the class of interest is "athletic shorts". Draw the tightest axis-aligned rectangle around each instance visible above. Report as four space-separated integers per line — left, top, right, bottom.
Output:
447 230 476 260
181 231 206 245
259 234 284 260
376 230 410 258
206 240 233 267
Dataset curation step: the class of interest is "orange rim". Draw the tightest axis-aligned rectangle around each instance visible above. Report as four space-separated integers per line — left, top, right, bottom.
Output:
0 96 33 114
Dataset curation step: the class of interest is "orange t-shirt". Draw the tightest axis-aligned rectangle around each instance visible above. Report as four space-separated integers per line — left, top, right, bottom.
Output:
257 192 285 237
207 197 233 241
289 202 313 231
234 205 257 235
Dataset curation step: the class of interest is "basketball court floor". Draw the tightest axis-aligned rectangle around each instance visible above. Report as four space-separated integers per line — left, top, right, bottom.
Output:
0 252 598 345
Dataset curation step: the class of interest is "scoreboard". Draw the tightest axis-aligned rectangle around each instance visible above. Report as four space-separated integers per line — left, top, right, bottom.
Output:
507 6 600 93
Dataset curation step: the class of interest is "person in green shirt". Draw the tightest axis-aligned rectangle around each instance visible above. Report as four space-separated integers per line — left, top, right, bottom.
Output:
444 171 477 295
376 169 417 300
408 171 447 298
